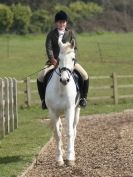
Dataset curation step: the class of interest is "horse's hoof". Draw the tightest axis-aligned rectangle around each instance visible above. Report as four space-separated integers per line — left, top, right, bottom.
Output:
57 160 64 166
66 160 75 166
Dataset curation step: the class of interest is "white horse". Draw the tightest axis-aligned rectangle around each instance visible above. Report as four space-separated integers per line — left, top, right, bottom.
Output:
45 38 80 166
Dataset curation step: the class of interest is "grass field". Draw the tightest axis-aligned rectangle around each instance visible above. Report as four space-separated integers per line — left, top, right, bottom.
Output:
0 32 133 79
0 32 133 177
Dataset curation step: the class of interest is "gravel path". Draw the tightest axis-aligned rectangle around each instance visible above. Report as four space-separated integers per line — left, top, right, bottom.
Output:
22 111 133 177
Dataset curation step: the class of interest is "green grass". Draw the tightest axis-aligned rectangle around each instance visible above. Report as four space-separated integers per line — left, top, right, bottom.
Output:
0 32 133 177
81 102 133 116
0 35 45 79
77 32 133 76
0 32 133 79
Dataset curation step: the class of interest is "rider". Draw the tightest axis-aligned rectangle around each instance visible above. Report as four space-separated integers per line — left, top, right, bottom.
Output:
37 10 89 109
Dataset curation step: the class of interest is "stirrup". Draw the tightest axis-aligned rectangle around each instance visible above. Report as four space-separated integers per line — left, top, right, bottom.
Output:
79 98 87 107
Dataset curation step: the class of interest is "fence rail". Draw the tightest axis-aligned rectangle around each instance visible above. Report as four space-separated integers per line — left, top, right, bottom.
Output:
0 78 18 139
17 73 133 107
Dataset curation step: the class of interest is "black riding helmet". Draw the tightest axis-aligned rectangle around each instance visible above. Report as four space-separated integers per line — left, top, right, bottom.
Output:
55 11 68 22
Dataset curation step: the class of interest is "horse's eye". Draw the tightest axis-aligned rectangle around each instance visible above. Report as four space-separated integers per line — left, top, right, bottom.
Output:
72 58 75 61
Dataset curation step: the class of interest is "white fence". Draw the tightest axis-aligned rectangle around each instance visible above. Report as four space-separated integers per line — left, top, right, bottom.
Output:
0 78 18 139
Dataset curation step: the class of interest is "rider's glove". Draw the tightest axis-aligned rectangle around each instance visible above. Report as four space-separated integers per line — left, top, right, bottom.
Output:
50 58 57 66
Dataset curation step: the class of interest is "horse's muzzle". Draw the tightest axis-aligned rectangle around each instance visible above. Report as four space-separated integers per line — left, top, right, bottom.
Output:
60 78 70 85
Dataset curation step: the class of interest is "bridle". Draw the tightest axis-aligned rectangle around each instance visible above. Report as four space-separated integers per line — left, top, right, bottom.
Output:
55 58 76 85
59 67 72 75
55 66 72 79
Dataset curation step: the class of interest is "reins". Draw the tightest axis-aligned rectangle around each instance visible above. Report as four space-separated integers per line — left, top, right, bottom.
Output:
22 65 49 80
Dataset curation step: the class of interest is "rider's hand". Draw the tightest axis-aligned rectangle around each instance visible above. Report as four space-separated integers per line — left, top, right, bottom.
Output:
50 58 57 66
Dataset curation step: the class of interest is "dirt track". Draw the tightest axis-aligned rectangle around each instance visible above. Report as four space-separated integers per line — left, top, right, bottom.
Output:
22 111 133 177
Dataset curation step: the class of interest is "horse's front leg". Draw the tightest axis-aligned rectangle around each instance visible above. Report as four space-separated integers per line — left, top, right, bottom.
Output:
73 106 80 141
49 110 64 166
65 107 75 164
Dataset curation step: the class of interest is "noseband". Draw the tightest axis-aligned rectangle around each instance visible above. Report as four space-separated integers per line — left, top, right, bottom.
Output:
59 67 72 75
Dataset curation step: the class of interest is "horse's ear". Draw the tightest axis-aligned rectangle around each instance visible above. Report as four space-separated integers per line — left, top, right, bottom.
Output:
71 39 75 49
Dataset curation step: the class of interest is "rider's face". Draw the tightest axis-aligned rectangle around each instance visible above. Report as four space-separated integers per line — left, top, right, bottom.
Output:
56 20 67 30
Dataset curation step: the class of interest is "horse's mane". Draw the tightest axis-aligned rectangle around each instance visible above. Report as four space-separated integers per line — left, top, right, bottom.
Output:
60 42 74 54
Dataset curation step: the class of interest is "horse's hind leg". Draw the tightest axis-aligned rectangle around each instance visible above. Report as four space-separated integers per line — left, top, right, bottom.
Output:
49 110 64 166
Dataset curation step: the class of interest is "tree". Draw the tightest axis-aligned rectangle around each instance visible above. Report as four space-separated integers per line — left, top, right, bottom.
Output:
0 4 13 33
30 9 52 33
11 3 32 34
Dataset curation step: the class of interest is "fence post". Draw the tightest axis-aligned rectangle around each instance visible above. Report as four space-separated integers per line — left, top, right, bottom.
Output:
0 78 5 139
112 72 118 104
13 78 18 129
4 78 10 134
25 77 31 107
9 78 14 132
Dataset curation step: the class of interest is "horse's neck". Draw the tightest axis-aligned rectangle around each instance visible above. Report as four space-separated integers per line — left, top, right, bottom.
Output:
52 69 61 89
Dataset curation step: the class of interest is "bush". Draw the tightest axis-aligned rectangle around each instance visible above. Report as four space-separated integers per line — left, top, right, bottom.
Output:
0 4 13 33
30 9 52 33
11 4 32 34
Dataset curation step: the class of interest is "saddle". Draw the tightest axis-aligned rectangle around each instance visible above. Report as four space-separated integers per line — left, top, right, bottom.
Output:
43 68 54 86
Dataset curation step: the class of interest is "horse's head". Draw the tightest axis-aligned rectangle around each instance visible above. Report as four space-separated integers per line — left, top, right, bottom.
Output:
58 38 76 85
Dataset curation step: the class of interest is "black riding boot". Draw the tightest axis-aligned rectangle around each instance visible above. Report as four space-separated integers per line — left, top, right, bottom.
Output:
37 79 47 109
79 78 89 107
